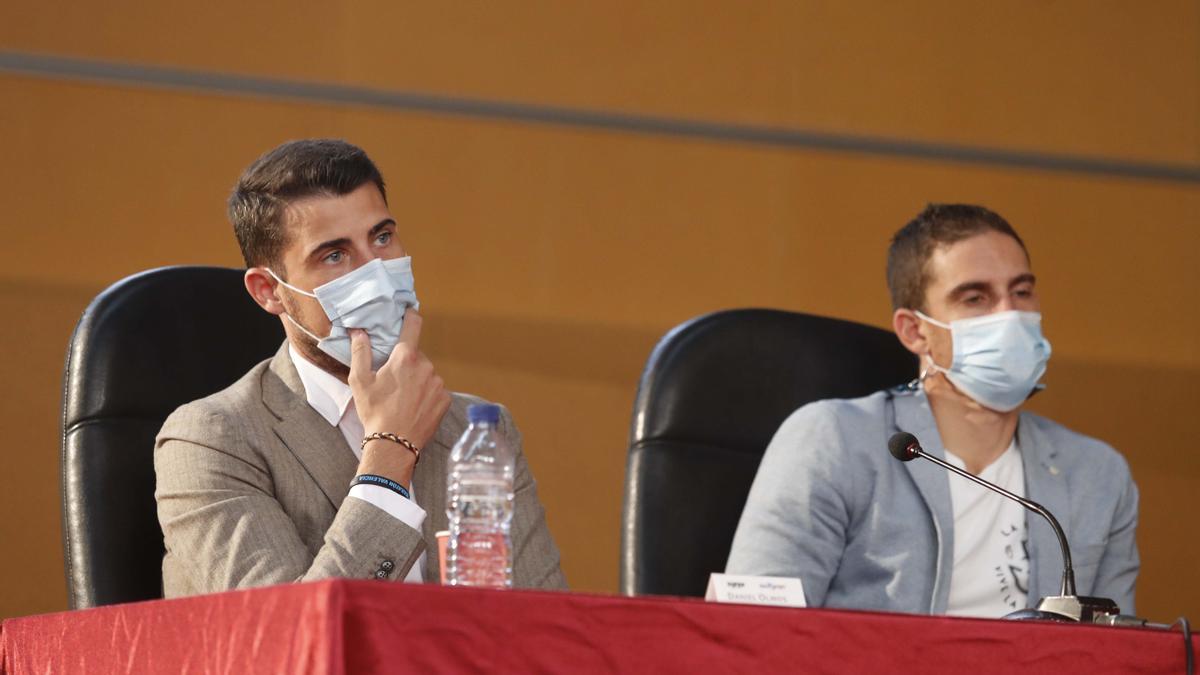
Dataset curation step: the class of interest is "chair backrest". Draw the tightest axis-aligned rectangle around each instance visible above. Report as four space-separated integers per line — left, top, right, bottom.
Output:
620 309 918 597
61 266 284 608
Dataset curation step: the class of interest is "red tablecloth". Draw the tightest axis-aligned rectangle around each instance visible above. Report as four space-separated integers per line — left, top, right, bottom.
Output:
1 580 1195 674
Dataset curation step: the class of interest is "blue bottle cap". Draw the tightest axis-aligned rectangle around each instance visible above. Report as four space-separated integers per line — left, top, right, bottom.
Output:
468 403 501 425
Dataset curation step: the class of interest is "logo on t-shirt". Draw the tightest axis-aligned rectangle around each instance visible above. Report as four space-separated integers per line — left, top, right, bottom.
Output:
994 522 1030 609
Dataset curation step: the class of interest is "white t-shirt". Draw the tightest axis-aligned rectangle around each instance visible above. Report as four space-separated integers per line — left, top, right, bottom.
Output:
944 440 1030 617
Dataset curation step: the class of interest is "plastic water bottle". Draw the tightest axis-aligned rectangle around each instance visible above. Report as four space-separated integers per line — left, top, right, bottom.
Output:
445 403 515 588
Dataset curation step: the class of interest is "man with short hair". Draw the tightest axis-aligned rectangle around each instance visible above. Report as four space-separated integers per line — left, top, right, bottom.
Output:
155 139 566 596
726 204 1138 617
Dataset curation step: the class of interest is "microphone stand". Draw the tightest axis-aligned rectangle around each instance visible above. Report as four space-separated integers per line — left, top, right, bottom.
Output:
893 435 1119 622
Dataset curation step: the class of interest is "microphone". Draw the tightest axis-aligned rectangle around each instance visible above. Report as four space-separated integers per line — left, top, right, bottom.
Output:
887 431 1119 622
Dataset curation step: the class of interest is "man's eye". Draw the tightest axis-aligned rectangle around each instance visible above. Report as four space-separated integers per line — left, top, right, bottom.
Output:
1014 288 1034 298
323 250 345 264
375 231 392 246
963 294 984 305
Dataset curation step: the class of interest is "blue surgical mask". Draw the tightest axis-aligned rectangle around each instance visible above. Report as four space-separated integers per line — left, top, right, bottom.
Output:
267 257 419 371
915 309 1051 412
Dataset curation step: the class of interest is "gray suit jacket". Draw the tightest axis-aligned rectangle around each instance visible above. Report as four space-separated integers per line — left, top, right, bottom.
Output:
154 342 567 597
726 388 1139 615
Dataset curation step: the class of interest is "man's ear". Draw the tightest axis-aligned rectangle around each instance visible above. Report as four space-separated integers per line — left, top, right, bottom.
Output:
893 308 929 357
244 268 286 316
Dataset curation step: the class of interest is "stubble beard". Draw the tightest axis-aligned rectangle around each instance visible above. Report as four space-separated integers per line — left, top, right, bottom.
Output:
279 294 352 382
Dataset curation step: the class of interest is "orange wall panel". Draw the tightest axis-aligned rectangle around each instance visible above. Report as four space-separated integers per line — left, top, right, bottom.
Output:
2 1 1196 161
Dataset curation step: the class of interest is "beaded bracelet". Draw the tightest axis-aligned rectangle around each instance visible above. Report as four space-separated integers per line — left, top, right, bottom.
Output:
361 432 421 464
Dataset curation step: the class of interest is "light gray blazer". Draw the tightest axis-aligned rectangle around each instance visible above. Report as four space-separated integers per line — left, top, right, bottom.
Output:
154 342 567 597
726 388 1138 615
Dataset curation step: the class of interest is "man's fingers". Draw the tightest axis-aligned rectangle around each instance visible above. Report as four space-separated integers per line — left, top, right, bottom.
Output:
348 329 373 385
397 308 423 349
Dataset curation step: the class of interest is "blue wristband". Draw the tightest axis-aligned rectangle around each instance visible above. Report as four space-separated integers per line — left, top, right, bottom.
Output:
351 474 412 500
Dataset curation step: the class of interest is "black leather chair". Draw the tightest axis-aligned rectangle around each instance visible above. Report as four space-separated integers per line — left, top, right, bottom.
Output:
620 309 918 597
61 266 284 608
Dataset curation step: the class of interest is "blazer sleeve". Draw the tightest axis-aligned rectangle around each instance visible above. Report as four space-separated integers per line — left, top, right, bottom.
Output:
1092 456 1139 614
725 403 858 606
498 404 568 590
154 403 426 596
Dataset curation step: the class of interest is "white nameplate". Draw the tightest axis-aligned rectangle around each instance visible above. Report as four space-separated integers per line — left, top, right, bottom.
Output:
704 573 806 608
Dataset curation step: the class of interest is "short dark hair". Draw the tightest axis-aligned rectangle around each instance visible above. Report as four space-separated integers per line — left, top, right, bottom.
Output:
228 139 387 271
886 204 1028 311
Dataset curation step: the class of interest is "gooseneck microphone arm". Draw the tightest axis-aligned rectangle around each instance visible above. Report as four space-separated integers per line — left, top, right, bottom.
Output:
888 432 1076 598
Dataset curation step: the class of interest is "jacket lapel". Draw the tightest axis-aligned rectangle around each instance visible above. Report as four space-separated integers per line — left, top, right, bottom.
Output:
1016 415 1069 602
260 342 469 583
893 391 955 614
261 343 359 510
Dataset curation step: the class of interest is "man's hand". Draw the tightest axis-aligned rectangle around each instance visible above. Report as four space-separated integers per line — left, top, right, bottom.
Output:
349 310 451 481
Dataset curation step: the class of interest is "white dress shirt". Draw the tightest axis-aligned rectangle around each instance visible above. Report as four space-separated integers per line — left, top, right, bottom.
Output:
289 345 427 583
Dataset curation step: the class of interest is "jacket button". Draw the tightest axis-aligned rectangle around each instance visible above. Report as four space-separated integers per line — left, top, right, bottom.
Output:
375 570 388 579
381 560 395 572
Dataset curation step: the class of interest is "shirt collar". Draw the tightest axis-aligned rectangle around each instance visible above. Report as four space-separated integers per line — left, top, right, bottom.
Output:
944 437 1020 475
288 344 353 427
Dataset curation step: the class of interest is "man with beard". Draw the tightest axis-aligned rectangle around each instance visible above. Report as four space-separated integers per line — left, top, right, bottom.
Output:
154 139 565 595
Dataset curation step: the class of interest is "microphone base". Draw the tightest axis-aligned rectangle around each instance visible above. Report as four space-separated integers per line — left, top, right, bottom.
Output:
1004 595 1121 622
1004 608 1077 622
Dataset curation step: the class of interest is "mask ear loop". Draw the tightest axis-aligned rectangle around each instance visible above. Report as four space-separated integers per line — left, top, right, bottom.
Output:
920 352 950 383
912 310 952 384
264 268 326 341
265 268 318 298
282 313 325 342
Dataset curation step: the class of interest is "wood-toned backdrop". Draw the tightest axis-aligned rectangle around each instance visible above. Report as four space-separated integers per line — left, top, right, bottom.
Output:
1 1 1196 621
